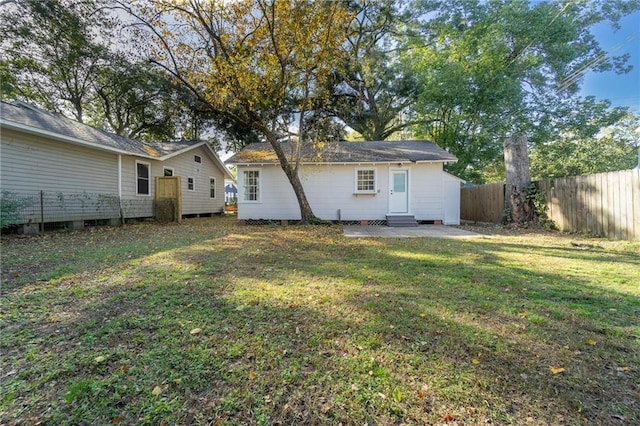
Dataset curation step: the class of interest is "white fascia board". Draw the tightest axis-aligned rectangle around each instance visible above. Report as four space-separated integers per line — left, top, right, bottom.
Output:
0 119 155 159
414 160 455 164
160 141 233 180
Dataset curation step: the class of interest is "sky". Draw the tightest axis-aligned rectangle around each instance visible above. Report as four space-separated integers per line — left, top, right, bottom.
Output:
580 10 640 111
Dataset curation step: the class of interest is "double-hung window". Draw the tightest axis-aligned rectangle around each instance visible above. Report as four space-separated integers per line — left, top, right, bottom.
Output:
187 177 195 191
136 161 150 196
355 169 376 193
243 170 260 201
209 177 216 198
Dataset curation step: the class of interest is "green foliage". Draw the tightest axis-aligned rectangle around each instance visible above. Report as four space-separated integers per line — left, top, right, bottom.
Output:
526 184 557 230
327 0 417 141
0 0 203 141
402 0 639 182
0 0 111 121
0 191 32 229
530 111 640 180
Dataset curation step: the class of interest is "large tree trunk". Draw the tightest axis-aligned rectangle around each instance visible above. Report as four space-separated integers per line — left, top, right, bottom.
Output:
504 136 533 223
265 133 317 223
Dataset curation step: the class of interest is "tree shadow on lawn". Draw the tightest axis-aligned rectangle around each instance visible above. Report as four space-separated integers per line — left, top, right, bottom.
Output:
197 229 639 424
342 240 639 424
2 221 638 425
0 218 243 294
1 270 365 425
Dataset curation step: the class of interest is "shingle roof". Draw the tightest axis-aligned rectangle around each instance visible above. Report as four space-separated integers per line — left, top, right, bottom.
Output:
225 140 457 164
0 101 201 158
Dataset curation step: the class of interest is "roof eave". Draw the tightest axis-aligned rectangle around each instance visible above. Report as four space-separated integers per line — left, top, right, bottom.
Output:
160 141 233 180
0 118 154 159
231 159 455 166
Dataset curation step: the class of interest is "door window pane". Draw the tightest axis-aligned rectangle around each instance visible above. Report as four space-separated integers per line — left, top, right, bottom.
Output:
394 173 406 192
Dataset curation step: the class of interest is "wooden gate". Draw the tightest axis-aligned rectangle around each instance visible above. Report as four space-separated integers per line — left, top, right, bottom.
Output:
155 176 182 223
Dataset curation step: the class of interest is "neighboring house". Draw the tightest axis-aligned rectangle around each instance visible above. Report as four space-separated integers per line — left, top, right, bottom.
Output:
224 183 238 203
0 101 232 231
225 141 463 225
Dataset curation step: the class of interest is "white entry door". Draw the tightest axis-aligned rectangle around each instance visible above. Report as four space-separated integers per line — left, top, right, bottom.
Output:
389 170 409 213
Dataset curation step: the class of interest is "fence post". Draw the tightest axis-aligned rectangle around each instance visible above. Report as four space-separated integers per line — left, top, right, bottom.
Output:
119 197 124 226
39 190 44 234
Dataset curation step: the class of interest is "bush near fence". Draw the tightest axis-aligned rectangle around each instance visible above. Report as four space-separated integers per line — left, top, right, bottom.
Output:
0 190 155 232
460 169 640 240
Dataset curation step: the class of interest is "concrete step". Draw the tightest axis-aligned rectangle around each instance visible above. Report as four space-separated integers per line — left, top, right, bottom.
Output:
386 215 418 227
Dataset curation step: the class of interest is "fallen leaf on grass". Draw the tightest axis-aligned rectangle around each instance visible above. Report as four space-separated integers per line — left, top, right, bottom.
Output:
443 413 455 422
94 356 106 363
249 370 257 380
190 328 202 335
152 386 162 396
586 339 597 346
392 387 403 402
121 364 129 373
472 358 480 365
111 416 124 423
550 366 565 374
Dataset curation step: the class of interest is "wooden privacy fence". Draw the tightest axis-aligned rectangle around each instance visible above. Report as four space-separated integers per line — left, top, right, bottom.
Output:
461 169 640 240
460 182 505 223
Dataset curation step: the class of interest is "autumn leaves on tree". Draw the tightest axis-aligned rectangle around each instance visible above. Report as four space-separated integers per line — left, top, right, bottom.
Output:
133 0 353 222
3 0 639 223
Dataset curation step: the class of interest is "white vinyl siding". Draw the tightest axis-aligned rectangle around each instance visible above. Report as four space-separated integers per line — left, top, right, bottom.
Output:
236 162 458 223
153 145 226 215
1 128 228 219
0 129 118 194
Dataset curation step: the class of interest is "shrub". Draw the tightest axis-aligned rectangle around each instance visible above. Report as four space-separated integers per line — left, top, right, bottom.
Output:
0 191 32 229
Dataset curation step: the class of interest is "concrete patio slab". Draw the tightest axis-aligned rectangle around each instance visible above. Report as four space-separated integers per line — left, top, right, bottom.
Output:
343 225 484 238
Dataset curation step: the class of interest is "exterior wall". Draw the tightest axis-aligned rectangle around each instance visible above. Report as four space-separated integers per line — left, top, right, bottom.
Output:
1 128 118 195
1 129 227 223
442 173 462 225
236 162 460 222
411 163 448 221
120 145 226 216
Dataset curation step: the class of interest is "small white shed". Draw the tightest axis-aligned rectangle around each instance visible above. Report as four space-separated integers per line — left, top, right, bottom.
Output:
226 141 463 225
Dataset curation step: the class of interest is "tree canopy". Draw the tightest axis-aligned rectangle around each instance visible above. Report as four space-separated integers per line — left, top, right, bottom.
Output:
0 0 202 141
402 0 639 181
2 0 638 188
129 0 353 221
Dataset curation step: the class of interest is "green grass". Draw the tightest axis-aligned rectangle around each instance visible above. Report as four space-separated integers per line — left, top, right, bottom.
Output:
1 217 638 425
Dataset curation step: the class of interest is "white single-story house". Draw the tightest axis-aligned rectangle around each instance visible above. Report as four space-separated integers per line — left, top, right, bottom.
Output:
225 140 463 225
0 101 232 231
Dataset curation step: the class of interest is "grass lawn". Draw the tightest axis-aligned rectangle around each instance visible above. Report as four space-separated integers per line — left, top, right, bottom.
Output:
1 216 638 425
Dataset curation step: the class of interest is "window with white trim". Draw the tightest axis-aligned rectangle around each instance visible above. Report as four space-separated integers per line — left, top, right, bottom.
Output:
355 169 376 193
243 170 260 201
136 161 150 196
209 177 216 198
163 167 174 177
187 177 194 191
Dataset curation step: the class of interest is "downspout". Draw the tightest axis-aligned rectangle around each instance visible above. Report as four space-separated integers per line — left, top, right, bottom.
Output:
118 154 123 224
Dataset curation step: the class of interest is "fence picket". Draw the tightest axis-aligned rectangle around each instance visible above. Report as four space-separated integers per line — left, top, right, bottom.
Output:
460 169 639 240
